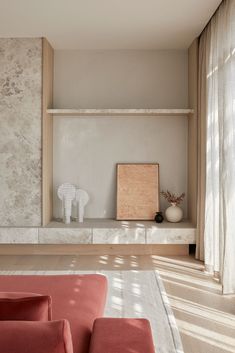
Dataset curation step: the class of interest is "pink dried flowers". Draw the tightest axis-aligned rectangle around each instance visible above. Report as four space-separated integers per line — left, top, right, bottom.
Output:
160 190 185 206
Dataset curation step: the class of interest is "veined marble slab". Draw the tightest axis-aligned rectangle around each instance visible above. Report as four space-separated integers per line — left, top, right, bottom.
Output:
146 227 196 244
38 228 92 244
0 38 42 226
0 220 196 244
0 228 38 243
93 228 145 244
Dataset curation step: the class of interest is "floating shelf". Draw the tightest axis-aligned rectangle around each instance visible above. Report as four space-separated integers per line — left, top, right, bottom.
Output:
47 108 194 117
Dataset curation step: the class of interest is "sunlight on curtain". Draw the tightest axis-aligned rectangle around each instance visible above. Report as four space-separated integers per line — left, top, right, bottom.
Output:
203 0 235 294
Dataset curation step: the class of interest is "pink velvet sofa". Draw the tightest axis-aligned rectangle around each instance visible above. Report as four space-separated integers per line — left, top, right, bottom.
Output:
0 274 155 353
0 275 107 353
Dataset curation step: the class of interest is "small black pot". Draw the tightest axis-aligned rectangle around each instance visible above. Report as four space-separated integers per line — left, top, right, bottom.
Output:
154 211 164 223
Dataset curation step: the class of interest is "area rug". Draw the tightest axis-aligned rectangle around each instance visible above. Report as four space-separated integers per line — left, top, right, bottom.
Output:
0 270 183 353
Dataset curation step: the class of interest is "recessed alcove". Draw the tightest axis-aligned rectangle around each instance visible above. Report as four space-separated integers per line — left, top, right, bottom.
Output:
48 50 194 223
40 44 198 249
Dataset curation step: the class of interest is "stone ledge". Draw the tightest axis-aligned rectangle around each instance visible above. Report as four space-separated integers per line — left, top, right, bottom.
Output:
0 228 38 244
0 220 196 245
93 228 145 244
146 228 196 244
38 228 92 244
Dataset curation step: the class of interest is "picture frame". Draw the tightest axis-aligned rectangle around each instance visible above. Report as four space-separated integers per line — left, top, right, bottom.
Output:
116 163 160 220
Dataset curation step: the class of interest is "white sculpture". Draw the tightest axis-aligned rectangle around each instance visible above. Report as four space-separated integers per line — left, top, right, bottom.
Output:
57 183 76 224
57 183 89 224
73 189 89 223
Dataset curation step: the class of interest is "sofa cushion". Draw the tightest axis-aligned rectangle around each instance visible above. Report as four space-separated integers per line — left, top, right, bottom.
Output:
0 275 107 353
89 318 155 353
0 292 52 321
0 319 73 353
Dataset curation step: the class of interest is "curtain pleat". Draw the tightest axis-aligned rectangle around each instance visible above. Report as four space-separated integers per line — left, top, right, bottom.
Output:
196 27 210 261
198 0 235 294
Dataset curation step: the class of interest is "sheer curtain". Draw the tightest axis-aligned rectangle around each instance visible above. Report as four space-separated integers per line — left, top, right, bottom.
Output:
200 0 235 294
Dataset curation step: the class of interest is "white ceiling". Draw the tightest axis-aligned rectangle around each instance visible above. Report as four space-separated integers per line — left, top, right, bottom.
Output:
0 0 221 50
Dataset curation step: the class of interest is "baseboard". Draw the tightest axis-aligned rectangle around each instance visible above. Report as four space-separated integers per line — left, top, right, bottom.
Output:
0 244 189 256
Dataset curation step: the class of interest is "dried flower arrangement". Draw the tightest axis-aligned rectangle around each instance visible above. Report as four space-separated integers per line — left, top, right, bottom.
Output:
160 190 185 206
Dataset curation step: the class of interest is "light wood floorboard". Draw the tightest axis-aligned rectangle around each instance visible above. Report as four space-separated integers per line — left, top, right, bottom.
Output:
0 254 234 353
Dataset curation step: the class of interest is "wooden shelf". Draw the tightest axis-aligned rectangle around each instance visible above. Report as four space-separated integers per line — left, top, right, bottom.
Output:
47 108 194 116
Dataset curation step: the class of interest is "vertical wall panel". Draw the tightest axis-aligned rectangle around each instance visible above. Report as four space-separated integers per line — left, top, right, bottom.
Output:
188 39 198 225
42 38 54 226
0 38 42 226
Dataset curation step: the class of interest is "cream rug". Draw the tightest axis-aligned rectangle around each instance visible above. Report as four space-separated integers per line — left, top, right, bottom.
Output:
0 270 183 353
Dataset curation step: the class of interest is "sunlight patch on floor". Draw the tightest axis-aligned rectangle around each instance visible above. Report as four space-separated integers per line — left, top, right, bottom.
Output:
177 319 235 352
169 295 235 327
158 268 220 290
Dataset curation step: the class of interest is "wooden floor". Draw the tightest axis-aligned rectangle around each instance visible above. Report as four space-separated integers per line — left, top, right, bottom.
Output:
0 254 234 353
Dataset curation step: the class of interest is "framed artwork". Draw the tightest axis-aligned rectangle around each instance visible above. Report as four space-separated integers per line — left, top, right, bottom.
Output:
116 163 159 220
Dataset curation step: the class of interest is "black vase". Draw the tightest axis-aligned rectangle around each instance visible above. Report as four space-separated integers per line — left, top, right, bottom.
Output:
154 211 164 223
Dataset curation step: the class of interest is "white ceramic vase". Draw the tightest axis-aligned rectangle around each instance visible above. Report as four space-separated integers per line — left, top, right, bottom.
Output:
165 203 183 222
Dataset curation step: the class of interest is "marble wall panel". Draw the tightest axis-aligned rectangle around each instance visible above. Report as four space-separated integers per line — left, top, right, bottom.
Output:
0 228 38 243
93 228 146 244
0 38 42 226
38 228 92 244
146 228 196 244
